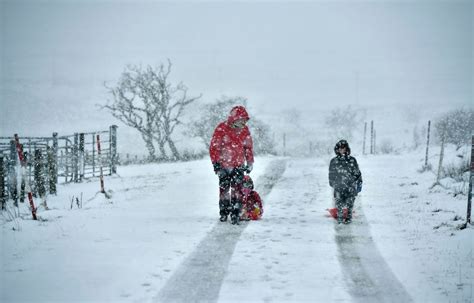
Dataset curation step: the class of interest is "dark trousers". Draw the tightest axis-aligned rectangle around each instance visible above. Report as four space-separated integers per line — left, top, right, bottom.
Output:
334 190 355 222
218 168 244 217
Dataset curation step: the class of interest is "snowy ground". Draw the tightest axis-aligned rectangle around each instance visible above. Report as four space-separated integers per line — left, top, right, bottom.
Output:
1 152 473 302
359 150 473 303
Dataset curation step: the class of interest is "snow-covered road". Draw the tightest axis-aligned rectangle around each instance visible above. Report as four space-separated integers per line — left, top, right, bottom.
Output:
335 206 412 303
156 160 287 302
217 158 352 302
1 154 472 302
157 158 411 302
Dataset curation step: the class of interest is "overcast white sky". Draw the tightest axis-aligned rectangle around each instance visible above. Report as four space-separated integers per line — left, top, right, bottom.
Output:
1 0 472 139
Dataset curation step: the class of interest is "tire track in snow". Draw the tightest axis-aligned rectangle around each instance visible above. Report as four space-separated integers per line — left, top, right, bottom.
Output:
155 159 287 303
335 203 413 302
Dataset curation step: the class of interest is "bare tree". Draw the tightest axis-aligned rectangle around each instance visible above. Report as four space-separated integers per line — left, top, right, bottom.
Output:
434 108 474 150
104 61 200 161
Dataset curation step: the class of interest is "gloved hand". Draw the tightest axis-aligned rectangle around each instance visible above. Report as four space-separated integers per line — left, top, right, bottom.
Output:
233 168 245 182
356 182 362 193
213 162 221 174
245 163 253 173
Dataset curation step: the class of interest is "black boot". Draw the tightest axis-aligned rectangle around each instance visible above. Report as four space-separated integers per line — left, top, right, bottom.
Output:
344 209 353 224
231 214 239 225
219 199 230 222
337 207 344 224
230 199 241 225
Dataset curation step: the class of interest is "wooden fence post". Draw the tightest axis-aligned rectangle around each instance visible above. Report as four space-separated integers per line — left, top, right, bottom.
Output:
47 146 57 194
460 135 473 229
73 133 79 182
52 132 58 185
370 120 374 154
20 147 26 201
466 135 473 224
9 140 18 207
92 134 96 177
109 125 118 174
424 120 431 168
64 141 69 183
363 122 367 155
79 133 85 182
0 155 5 210
34 149 47 208
436 135 446 183
97 134 105 193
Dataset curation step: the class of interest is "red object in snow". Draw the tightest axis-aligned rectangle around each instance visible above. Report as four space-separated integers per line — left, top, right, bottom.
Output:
209 106 254 169
327 208 354 220
241 190 263 220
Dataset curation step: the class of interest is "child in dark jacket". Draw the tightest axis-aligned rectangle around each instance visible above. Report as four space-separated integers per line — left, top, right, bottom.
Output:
329 140 362 224
240 175 263 221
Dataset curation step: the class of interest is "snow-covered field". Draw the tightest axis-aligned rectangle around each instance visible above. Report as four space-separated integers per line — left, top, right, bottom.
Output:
1 151 472 302
359 149 473 303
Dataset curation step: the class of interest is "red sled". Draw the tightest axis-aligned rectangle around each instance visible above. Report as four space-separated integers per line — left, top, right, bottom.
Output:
326 208 354 220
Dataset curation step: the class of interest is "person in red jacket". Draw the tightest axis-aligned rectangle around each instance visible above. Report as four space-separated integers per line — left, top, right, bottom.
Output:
240 175 263 221
210 105 254 225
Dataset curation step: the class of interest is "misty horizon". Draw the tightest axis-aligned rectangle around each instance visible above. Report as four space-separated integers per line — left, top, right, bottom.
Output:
1 0 472 153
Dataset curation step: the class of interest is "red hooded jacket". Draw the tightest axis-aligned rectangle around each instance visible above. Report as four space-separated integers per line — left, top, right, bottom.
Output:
209 106 254 169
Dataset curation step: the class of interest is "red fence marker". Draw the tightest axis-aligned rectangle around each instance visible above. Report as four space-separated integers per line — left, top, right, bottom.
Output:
14 134 37 220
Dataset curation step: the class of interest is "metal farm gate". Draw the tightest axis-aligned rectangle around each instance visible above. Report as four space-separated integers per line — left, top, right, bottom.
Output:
0 126 117 209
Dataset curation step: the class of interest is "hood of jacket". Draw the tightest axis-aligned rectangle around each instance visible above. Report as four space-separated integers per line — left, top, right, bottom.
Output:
334 139 351 156
227 105 250 124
